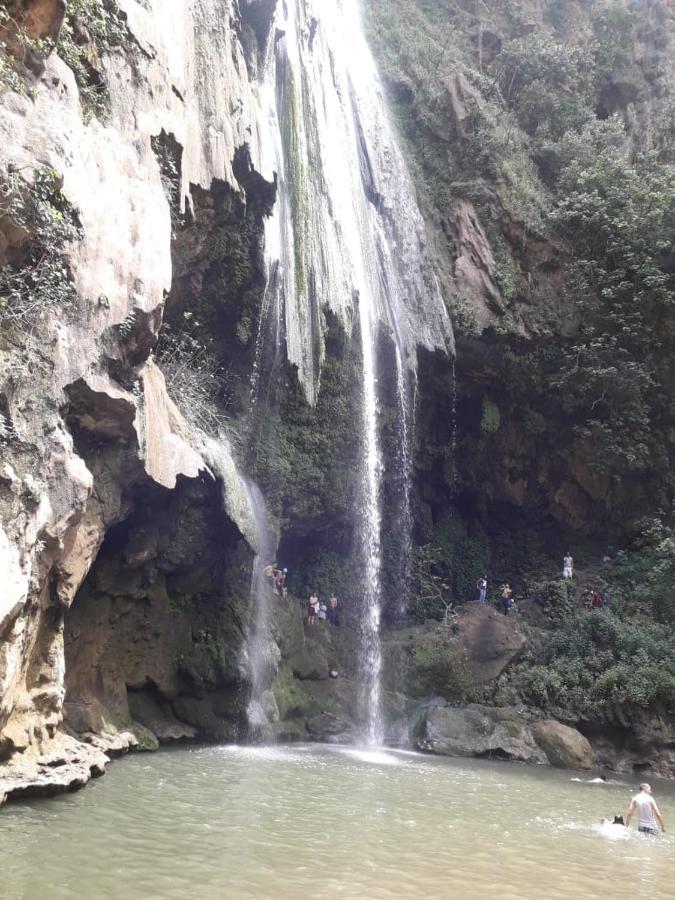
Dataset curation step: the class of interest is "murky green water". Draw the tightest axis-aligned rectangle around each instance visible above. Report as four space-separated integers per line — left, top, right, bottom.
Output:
1 745 673 900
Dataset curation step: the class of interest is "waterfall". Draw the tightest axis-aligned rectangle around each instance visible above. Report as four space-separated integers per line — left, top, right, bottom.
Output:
254 0 453 744
239 475 277 740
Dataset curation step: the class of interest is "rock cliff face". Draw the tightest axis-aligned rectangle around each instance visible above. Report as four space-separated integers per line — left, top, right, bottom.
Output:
0 0 278 800
365 0 674 539
1 0 673 803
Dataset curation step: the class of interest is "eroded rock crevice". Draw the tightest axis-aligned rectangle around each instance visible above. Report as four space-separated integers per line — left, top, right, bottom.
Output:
64 471 253 746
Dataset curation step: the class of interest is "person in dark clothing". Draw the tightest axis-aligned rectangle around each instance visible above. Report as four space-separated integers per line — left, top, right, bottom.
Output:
327 595 339 625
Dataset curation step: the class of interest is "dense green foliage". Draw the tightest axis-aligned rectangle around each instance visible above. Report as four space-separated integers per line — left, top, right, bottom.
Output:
511 606 675 715
509 523 675 715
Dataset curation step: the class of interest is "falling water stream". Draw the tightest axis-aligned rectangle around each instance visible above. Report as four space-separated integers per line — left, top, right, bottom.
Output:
239 476 277 740
254 0 453 743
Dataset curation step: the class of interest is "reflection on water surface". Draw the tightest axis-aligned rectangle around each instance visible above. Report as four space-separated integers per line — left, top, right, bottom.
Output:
1 744 673 900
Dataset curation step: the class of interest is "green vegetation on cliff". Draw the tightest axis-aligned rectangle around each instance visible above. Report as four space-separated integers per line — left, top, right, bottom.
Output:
0 166 81 329
0 0 126 118
365 0 674 522
364 0 674 730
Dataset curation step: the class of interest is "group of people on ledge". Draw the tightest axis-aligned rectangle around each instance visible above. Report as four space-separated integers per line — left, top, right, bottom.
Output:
307 593 339 626
477 554 611 614
263 564 340 627
263 564 288 597
475 576 515 615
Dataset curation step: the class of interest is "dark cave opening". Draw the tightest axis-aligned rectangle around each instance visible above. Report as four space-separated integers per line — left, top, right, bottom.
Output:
63 469 255 745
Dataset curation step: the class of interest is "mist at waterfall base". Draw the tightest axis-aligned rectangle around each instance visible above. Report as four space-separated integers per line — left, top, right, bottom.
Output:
246 0 453 745
2 746 674 900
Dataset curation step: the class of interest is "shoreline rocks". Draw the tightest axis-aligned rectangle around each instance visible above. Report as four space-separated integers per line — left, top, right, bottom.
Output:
412 702 595 770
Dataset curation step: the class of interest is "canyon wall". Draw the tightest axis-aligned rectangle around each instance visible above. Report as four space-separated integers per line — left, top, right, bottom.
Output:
1 0 673 802
0 0 277 798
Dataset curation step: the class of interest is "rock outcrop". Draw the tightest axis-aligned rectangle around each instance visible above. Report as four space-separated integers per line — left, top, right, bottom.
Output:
415 704 546 764
383 606 526 701
531 720 594 770
0 0 277 802
414 703 594 770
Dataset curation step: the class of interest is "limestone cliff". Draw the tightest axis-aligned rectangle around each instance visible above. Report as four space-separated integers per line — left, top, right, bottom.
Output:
365 0 675 538
0 0 273 800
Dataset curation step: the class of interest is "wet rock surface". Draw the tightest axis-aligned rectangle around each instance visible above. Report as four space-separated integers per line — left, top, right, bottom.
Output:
0 731 125 803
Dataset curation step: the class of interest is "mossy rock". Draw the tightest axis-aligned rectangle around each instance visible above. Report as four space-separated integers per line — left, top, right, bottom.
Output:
416 704 547 764
532 719 594 770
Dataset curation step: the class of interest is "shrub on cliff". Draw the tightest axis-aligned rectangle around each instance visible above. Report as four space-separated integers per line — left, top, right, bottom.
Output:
0 166 81 329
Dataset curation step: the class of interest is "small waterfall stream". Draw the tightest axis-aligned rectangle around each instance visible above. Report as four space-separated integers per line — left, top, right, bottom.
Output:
253 0 453 744
239 476 277 740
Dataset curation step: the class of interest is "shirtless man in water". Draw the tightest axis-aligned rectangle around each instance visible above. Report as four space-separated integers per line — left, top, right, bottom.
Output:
625 783 666 835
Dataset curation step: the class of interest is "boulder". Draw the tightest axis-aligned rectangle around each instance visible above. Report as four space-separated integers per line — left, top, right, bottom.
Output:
383 605 526 701
416 704 547 764
307 712 351 739
532 720 594 770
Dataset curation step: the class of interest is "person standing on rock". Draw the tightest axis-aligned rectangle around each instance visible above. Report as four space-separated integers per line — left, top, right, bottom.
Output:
625 783 665 835
499 583 513 615
307 593 319 625
327 594 339 625
563 552 574 579
476 576 487 604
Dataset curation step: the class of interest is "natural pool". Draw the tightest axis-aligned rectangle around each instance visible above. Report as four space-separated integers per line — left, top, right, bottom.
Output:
1 744 673 900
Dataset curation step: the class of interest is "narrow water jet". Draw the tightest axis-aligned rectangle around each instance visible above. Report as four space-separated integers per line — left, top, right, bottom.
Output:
355 291 385 747
393 345 415 618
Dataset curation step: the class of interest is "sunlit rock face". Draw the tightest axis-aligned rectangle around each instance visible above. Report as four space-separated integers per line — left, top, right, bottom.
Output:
0 0 274 796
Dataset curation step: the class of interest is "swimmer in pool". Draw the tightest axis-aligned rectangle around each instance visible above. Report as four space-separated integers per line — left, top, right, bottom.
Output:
625 783 665 835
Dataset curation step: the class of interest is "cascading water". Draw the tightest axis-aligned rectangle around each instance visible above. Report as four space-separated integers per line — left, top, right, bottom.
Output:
255 0 453 744
239 475 278 740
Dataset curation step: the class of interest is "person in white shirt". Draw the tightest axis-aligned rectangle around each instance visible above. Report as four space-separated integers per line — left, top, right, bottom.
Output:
625 783 665 835
562 553 573 579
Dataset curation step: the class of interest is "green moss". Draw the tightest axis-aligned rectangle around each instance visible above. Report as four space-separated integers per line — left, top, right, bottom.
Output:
480 397 500 433
249 317 361 534
282 67 307 298
405 630 472 700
